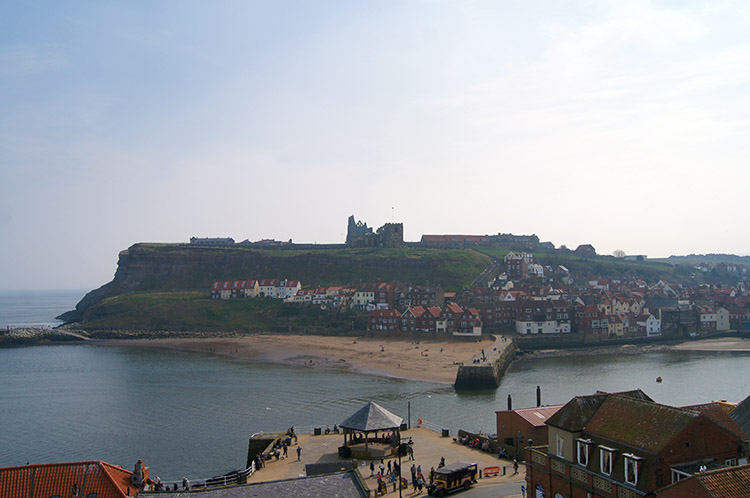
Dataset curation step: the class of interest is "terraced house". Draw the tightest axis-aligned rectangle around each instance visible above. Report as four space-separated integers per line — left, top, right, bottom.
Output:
525 391 749 497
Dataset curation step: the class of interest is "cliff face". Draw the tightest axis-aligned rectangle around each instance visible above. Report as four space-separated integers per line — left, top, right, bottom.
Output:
59 243 490 323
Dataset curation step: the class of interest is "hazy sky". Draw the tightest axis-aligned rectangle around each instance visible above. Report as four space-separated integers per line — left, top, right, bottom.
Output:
2 1 750 291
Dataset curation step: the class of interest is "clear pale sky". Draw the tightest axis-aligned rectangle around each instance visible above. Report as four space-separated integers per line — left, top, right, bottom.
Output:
2 1 749 291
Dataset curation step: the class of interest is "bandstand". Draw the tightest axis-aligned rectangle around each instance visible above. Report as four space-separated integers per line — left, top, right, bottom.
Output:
339 401 403 459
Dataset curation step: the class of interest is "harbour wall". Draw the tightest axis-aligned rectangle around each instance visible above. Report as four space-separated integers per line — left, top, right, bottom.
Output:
454 339 516 389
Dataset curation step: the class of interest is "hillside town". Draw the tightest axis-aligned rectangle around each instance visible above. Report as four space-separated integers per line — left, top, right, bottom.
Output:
210 250 750 343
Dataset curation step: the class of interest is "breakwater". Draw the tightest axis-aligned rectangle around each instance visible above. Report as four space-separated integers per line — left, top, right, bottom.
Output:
454 338 516 389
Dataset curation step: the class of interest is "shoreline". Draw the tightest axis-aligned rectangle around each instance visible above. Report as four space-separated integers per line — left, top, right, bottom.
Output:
90 333 497 384
9 328 750 382
517 336 750 359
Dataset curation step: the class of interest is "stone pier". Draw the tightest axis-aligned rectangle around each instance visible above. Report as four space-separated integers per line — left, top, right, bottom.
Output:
454 337 516 389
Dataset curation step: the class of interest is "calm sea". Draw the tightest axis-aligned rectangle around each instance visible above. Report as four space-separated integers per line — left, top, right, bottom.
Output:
0 290 86 328
1 292 749 482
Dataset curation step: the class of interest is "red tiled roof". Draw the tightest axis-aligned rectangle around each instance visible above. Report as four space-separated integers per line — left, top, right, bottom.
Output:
665 463 750 497
406 306 426 318
0 461 135 498
426 307 442 318
682 402 749 440
446 303 463 314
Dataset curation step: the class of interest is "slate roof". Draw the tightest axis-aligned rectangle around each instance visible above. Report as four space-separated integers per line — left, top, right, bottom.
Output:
546 390 653 432
140 471 367 498
585 395 697 454
729 394 750 437
545 393 608 432
0 461 134 498
339 402 403 431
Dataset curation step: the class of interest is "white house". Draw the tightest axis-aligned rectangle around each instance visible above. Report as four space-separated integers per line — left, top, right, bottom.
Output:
515 319 571 335
258 279 277 298
637 314 661 337
275 279 301 299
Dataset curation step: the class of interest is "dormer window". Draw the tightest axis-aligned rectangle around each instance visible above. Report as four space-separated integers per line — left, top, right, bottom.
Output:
576 439 593 466
600 446 617 476
624 453 643 485
556 435 565 457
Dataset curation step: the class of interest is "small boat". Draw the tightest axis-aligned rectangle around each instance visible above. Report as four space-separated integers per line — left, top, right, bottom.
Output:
656 377 662 383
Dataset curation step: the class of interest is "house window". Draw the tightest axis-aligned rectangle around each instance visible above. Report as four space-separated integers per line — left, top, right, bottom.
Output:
556 435 564 457
576 439 592 466
725 458 737 466
624 453 643 485
600 446 616 476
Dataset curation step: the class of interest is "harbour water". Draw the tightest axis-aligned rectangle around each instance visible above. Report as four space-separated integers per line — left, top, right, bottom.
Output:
1 292 749 481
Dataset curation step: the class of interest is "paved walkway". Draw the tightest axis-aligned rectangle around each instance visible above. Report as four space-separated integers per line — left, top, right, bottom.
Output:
246 426 525 496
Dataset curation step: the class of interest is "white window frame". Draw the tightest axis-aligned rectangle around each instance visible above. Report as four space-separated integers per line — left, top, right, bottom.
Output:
576 439 592 466
599 446 616 476
556 435 564 457
623 453 643 485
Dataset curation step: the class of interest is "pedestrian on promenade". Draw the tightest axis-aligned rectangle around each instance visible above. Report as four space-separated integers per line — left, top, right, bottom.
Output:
408 445 415 460
370 462 375 477
182 477 190 490
282 442 288 458
429 467 435 484
297 446 302 461
387 460 392 474
379 460 385 474
513 459 519 475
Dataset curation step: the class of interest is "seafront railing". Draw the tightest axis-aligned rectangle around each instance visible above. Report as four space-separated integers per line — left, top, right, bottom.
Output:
160 462 256 492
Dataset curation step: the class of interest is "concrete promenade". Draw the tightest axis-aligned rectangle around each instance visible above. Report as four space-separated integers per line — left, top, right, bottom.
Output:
246 426 525 497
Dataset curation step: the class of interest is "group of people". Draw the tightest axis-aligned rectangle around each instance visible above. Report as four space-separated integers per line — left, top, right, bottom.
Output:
369 456 448 495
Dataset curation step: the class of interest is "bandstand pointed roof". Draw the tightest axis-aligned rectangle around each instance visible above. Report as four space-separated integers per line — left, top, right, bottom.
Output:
340 402 403 431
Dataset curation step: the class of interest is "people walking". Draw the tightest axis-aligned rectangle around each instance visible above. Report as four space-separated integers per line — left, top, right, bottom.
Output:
513 459 519 475
297 446 302 461
370 462 375 477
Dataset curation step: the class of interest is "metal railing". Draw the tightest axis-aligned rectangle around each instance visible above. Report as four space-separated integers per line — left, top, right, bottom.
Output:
159 462 256 492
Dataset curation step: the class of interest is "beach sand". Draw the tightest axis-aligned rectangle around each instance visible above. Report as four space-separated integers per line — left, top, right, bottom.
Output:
671 336 750 352
98 334 498 384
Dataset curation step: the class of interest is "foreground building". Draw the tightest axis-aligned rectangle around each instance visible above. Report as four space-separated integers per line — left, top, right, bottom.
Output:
526 391 749 497
0 460 144 498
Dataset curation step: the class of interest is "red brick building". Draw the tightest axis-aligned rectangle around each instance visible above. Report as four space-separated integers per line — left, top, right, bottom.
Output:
525 392 749 498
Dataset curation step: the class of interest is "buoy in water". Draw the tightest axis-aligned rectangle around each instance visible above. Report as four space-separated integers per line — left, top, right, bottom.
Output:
656 377 662 383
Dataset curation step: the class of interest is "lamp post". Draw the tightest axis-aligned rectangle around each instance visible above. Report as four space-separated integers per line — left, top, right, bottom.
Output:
398 436 402 498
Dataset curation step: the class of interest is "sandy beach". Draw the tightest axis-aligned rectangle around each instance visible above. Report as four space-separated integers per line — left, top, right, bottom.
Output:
97 334 497 384
671 336 750 352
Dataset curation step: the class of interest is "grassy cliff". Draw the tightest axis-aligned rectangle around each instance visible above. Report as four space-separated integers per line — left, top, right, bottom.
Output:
61 244 492 323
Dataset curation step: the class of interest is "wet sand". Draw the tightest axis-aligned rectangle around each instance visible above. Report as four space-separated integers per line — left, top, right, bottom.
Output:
97 334 499 384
